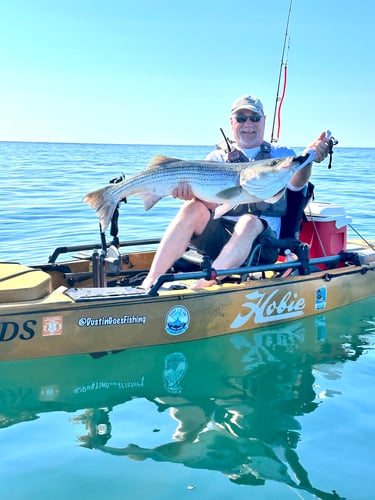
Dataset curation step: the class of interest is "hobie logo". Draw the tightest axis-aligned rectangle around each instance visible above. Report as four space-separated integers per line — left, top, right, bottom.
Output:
231 289 305 329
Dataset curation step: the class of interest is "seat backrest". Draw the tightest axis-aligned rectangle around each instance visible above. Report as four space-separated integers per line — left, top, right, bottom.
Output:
279 182 314 239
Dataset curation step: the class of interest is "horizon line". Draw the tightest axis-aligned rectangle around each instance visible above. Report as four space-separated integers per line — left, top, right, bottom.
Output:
1 140 373 149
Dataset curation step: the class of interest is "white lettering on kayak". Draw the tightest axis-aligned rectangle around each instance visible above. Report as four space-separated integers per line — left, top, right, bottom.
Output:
231 289 305 329
78 315 146 327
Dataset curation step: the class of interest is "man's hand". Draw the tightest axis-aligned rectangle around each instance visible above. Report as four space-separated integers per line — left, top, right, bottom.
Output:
303 131 330 164
172 182 194 200
291 131 331 188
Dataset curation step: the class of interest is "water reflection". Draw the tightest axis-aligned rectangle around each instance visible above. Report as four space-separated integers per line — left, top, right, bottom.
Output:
1 299 374 498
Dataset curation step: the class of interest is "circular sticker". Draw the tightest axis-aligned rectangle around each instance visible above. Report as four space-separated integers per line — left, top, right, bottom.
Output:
165 305 190 336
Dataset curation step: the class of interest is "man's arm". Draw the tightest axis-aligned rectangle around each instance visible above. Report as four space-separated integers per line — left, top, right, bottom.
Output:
290 131 329 188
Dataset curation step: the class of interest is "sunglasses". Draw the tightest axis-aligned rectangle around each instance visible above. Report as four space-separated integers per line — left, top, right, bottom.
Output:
233 114 262 123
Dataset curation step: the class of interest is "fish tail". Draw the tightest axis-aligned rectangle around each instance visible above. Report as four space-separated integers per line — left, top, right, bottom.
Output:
83 185 119 232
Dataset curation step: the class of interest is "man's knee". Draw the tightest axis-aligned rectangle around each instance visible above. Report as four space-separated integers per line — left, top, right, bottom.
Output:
235 214 263 235
180 200 211 230
181 199 209 215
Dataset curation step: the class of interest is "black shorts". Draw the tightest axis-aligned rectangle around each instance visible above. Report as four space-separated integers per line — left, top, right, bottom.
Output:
190 216 279 265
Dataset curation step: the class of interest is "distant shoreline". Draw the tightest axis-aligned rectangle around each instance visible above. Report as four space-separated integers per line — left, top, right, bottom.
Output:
1 140 373 149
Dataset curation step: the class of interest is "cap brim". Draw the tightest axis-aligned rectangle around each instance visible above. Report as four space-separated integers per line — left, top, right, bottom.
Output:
231 105 262 115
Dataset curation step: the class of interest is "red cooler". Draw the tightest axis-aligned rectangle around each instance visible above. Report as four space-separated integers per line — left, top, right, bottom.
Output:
299 202 352 259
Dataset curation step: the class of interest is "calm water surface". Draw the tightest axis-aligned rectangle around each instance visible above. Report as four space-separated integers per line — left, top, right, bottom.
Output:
0 142 375 499
0 141 374 263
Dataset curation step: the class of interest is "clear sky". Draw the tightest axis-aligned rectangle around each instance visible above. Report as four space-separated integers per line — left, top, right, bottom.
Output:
1 0 373 148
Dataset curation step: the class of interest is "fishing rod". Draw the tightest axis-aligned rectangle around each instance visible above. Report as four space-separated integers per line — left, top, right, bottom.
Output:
270 0 293 143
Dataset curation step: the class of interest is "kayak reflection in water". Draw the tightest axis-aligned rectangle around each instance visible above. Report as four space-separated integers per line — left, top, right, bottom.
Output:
77 320 357 499
74 407 112 448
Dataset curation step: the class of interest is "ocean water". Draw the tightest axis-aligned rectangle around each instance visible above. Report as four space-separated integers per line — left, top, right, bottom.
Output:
0 142 374 499
1 141 374 264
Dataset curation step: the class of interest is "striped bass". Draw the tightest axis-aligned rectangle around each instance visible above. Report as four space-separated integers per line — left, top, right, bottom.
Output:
83 152 314 232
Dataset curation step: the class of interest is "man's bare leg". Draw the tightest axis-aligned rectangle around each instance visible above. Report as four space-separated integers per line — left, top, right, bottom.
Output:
190 215 264 289
141 200 211 289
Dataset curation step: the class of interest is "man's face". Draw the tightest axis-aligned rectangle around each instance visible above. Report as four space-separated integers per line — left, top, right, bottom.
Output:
230 109 266 149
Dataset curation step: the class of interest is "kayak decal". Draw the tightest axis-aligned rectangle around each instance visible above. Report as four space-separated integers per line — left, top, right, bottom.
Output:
231 289 305 328
165 306 190 336
163 352 188 393
0 320 36 341
74 377 145 394
78 314 146 327
315 286 327 310
42 316 63 336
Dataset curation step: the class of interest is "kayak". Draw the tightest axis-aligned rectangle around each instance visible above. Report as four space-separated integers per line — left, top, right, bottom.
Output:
0 201 374 361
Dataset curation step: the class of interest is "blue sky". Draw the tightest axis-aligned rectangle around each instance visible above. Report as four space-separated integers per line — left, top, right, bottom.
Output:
1 0 373 148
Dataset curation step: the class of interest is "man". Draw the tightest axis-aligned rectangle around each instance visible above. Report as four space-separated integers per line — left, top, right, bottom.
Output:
141 94 329 289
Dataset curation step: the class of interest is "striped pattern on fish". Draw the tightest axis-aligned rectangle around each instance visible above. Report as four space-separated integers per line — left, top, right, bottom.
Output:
83 153 314 232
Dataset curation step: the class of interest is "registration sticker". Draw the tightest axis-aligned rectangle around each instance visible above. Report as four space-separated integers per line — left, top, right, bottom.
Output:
42 316 63 336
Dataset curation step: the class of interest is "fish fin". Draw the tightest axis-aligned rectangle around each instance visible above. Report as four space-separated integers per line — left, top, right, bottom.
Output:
216 186 243 200
138 192 164 210
213 203 236 219
83 185 118 232
241 180 287 201
146 155 180 169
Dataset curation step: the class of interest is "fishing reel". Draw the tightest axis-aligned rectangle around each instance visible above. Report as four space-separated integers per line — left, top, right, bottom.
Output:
326 131 338 169
109 173 127 200
107 173 127 248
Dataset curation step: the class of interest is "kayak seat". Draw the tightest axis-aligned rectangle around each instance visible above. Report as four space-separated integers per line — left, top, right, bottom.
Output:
174 236 310 281
280 182 315 239
172 248 207 274
173 183 315 275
